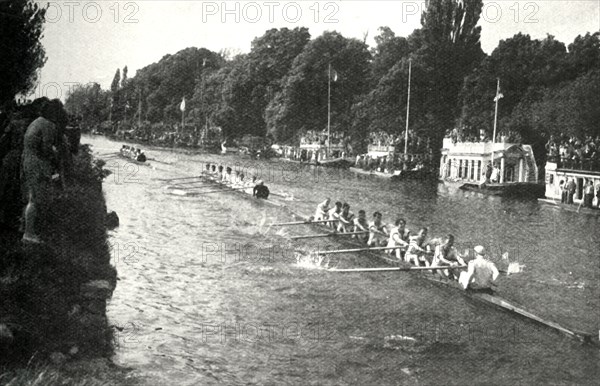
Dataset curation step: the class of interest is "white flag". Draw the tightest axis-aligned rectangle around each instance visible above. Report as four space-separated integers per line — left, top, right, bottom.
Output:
493 93 504 102
332 69 338 82
180 97 186 112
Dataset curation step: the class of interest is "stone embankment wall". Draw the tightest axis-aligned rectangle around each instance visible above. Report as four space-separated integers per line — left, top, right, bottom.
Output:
0 145 117 364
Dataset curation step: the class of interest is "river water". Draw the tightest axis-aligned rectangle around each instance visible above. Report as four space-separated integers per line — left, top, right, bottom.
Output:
86 135 599 385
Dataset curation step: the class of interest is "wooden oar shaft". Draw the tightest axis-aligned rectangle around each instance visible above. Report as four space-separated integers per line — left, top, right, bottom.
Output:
291 231 368 240
329 265 467 273
166 180 211 187
272 219 336 227
155 176 203 182
314 246 406 255
187 186 248 195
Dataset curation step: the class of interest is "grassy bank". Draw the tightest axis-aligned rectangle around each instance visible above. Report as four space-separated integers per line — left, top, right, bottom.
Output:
0 145 130 384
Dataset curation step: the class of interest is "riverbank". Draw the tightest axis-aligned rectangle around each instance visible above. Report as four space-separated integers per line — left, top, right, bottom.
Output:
0 146 136 385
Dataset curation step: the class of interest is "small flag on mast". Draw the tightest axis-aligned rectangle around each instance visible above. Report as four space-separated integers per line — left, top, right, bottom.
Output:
332 69 338 82
180 97 186 112
493 92 504 102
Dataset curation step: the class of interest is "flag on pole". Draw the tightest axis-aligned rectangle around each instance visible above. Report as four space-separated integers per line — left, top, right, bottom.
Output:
203 58 207 67
180 97 186 112
493 93 504 102
332 69 338 82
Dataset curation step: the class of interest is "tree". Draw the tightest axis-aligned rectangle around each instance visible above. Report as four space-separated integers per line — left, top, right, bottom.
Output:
266 31 371 143
0 0 47 106
567 32 600 79
460 34 570 139
417 0 485 155
64 83 110 130
210 27 310 138
109 68 121 124
371 26 409 84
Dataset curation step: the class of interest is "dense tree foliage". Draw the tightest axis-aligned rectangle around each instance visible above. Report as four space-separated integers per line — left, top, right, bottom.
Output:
0 0 47 106
459 32 600 160
266 31 371 143
416 0 485 156
64 83 110 129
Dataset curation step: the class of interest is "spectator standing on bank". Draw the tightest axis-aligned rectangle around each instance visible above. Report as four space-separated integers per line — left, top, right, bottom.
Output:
21 99 65 243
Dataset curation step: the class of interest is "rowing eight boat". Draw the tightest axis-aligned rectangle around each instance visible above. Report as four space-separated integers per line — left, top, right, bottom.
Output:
286 213 597 345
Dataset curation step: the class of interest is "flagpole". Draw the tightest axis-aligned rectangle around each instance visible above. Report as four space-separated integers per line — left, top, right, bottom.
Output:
327 63 332 158
491 78 500 165
404 59 412 156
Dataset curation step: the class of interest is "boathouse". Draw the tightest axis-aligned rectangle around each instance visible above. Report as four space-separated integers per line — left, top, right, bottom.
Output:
439 138 538 183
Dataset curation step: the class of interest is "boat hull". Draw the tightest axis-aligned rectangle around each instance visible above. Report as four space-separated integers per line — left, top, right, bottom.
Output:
349 167 436 180
459 182 545 198
538 198 600 216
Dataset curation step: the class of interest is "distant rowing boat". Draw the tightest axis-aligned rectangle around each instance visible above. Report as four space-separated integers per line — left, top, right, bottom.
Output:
166 173 288 208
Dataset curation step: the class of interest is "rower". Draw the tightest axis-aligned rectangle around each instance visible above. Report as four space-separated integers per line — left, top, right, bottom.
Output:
459 246 499 293
204 163 211 175
386 218 410 260
314 198 331 221
430 234 465 279
405 227 432 267
336 203 354 233
136 149 146 162
253 180 270 199
217 165 224 181
367 212 388 246
353 210 369 243
327 201 343 228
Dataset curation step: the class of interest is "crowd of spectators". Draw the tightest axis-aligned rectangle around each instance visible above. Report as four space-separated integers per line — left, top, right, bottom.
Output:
355 153 432 174
447 128 522 145
299 130 344 146
546 135 600 171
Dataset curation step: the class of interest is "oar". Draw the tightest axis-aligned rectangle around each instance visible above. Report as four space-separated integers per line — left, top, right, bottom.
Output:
154 176 204 182
147 157 173 165
291 231 368 240
271 192 294 200
313 246 406 255
165 184 215 190
271 219 337 227
165 180 212 188
185 186 250 196
329 265 468 273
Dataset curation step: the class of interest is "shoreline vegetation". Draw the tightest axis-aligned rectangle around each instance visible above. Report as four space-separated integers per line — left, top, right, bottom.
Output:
0 145 136 385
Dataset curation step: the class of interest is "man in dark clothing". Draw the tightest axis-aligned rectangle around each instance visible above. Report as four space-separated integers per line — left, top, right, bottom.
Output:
253 180 269 199
566 178 576 205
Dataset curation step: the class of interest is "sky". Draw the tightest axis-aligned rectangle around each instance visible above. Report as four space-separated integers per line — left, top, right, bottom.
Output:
31 0 600 100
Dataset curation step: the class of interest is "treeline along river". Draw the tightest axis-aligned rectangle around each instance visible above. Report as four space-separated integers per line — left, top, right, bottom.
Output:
87 135 599 385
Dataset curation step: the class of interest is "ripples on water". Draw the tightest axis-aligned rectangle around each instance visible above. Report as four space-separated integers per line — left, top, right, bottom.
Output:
88 136 598 384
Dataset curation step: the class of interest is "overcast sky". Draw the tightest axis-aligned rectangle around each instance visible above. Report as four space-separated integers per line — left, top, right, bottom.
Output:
32 0 599 100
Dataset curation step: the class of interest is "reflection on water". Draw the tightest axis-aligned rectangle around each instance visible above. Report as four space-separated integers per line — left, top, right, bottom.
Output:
86 136 599 385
